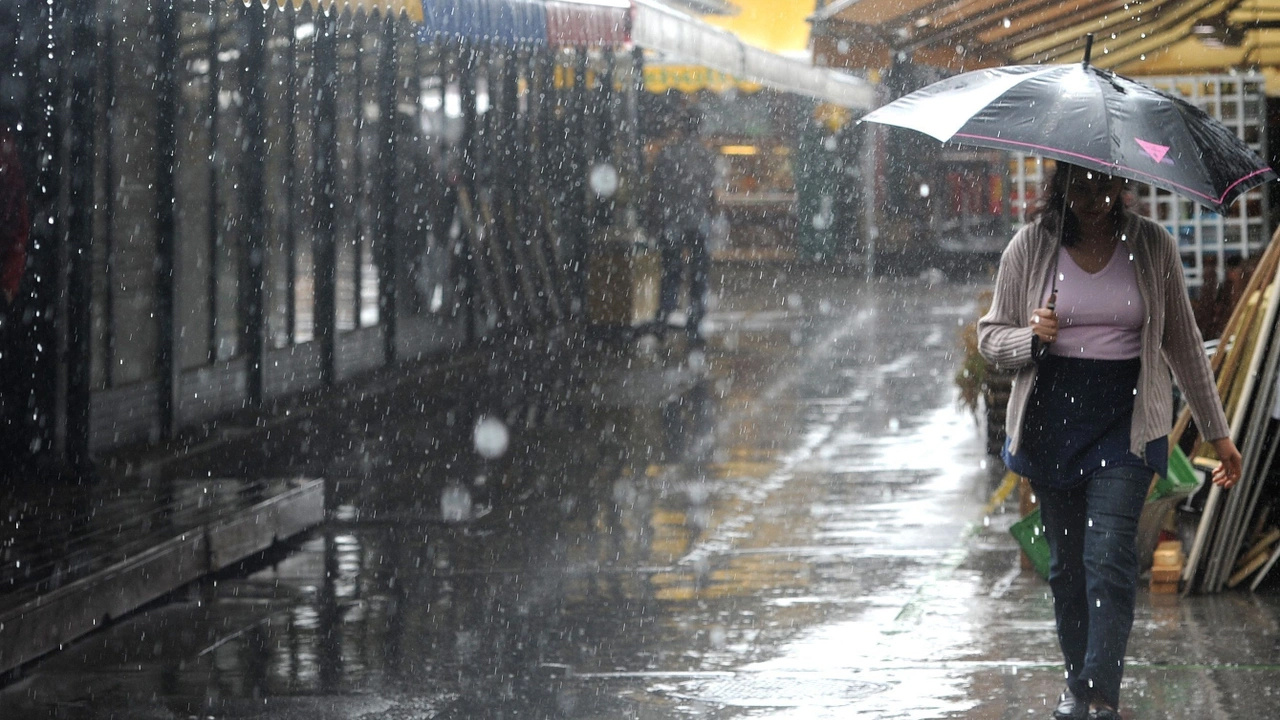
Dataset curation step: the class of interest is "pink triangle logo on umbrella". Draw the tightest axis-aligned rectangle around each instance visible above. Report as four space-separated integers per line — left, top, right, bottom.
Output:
1136 138 1171 164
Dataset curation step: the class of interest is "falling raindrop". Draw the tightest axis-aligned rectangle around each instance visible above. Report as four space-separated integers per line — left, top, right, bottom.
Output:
637 333 659 356
709 625 728 649
440 482 472 523
588 162 619 198
473 416 510 459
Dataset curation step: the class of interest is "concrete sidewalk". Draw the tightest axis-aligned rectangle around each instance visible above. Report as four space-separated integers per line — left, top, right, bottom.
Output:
0 268 1278 720
0 326 699 680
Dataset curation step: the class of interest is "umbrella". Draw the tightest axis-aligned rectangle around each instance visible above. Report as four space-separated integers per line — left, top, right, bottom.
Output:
859 39 1275 215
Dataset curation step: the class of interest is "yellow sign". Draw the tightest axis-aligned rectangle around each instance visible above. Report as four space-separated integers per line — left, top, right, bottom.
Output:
643 65 763 95
814 103 851 132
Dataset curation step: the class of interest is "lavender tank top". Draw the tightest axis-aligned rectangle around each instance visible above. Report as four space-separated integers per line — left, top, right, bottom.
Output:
1046 241 1144 360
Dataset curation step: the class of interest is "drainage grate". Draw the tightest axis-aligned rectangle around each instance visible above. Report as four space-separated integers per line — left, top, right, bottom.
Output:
671 672 885 707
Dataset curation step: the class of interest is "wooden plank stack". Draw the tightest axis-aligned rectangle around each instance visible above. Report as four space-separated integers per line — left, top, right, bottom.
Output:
1151 539 1185 594
1178 226 1280 593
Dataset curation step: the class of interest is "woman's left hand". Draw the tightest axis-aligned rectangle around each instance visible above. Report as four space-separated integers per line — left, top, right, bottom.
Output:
1210 437 1243 489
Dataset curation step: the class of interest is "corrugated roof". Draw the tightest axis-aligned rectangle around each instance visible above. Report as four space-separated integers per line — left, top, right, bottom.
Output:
418 0 549 44
250 0 425 22
809 0 1280 85
544 0 630 46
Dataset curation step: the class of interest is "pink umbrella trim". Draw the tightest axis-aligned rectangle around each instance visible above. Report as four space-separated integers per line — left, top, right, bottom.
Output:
953 132 1272 207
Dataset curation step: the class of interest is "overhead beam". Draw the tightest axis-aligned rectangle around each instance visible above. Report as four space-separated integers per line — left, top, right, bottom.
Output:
902 0 1062 52
1012 0 1225 64
983 0 1170 53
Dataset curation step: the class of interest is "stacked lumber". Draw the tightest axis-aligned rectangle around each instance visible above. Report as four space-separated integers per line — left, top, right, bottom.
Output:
1178 227 1280 593
1227 524 1280 589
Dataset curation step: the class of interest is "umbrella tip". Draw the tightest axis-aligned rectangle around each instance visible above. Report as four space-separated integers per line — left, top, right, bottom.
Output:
1083 33 1094 66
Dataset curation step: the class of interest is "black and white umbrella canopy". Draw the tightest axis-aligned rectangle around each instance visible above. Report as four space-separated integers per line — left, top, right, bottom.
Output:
861 62 1275 214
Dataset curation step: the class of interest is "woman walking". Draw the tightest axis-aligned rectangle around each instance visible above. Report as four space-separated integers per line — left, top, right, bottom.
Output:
978 162 1243 720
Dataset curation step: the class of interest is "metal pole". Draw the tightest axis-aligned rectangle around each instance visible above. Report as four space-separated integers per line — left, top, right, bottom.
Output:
351 22 365 330
285 7 298 343
64 0 98 467
103 14 118 384
629 47 645 229
314 10 339 384
568 48 589 312
861 122 878 281
155 0 180 436
459 41 479 343
206 4 221 363
377 13 398 362
240 0 268 407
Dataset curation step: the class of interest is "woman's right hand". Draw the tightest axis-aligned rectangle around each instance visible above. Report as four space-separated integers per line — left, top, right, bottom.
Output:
1029 293 1059 344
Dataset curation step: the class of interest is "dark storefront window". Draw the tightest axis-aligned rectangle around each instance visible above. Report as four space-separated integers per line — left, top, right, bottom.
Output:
210 3 244 363
334 17 358 332
291 7 317 344
263 11 293 350
398 44 453 320
92 0 162 389
173 4 215 373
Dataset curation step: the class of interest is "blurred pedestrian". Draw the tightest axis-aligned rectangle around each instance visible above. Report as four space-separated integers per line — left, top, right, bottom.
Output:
1213 254 1250 338
1192 254 1220 339
648 106 716 339
977 162 1241 720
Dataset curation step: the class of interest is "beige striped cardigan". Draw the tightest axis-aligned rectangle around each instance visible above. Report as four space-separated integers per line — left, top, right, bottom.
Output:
978 212 1230 459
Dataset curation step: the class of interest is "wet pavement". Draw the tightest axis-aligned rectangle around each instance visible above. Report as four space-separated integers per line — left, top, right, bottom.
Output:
4 263 1280 719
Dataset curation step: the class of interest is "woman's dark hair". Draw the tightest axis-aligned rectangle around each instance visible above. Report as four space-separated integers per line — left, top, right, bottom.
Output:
1034 162 1127 247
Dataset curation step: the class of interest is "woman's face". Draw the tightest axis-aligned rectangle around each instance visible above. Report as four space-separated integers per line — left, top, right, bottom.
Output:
1064 169 1124 222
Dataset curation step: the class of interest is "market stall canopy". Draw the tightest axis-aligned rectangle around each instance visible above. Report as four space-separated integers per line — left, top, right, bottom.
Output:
643 64 763 93
235 0 871 105
633 0 874 109
245 0 424 21
544 0 630 46
418 0 549 44
242 0 628 47
808 0 1280 88
417 0 629 46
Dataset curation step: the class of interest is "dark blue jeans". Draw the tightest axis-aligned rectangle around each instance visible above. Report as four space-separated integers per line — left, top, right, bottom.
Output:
1034 465 1150 710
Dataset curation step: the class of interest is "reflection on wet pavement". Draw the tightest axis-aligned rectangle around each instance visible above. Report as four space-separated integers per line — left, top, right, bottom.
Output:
4 266 1280 719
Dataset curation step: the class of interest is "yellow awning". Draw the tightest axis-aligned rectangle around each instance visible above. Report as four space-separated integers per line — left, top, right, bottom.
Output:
644 65 764 94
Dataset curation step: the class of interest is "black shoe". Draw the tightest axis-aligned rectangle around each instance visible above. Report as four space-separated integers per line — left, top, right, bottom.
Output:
1053 691 1088 720
1090 708 1121 720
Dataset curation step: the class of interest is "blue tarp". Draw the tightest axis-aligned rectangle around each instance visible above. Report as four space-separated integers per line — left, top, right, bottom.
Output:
418 0 548 45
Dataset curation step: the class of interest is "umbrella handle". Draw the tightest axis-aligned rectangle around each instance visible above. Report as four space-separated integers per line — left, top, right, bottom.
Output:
1048 163 1070 312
